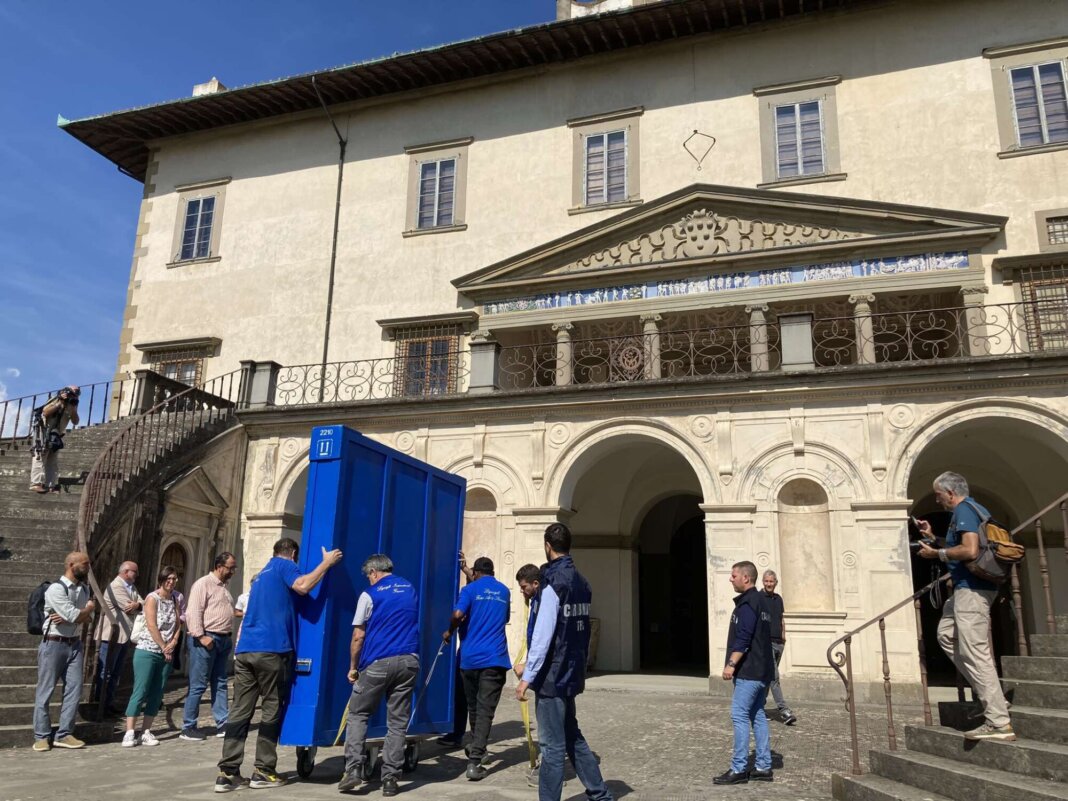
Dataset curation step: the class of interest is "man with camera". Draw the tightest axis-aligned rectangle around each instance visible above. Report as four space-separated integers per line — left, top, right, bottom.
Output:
29 385 80 494
916 471 1014 742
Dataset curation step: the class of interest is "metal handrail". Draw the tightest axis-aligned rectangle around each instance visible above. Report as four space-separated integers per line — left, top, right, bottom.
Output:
827 490 1068 775
0 377 140 449
75 369 244 717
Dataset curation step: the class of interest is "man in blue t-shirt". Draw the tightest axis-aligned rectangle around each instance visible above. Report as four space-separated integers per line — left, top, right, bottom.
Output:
917 471 1014 742
442 557 511 781
339 554 419 798
216 538 343 793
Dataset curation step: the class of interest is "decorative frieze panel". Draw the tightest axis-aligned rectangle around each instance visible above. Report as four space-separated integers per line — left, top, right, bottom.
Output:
560 209 865 273
483 251 969 315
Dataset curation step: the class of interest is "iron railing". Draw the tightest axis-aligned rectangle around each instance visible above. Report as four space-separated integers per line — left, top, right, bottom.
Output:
827 489 1068 775
273 351 471 406
0 377 139 449
76 370 245 716
812 300 1065 367
499 323 780 389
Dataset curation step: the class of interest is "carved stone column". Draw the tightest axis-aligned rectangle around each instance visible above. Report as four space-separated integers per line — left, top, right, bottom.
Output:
640 313 662 380
960 286 989 357
850 294 876 365
746 305 770 372
553 322 574 386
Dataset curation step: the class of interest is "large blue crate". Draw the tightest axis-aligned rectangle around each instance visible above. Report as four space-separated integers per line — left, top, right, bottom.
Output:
279 425 466 749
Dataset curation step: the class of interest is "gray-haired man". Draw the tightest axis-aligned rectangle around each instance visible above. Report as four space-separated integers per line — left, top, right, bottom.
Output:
761 570 796 726
917 471 1014 741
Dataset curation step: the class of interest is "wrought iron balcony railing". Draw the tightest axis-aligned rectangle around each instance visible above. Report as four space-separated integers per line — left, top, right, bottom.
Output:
273 350 472 406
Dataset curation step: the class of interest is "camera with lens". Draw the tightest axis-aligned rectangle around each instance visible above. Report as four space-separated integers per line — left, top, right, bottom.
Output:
909 538 937 553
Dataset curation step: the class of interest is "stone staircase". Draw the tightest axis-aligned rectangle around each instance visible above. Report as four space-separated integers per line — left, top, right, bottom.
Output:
833 617 1068 801
0 424 128 748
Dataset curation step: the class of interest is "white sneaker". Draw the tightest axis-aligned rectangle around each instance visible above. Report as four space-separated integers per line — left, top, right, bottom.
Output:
121 730 139 748
140 730 160 746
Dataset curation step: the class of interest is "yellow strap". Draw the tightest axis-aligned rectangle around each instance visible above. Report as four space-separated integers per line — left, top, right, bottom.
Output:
332 703 348 747
515 600 538 769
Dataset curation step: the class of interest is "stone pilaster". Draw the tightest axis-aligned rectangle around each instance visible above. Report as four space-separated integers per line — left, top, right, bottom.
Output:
552 322 574 386
746 305 770 372
640 313 662 380
850 294 877 365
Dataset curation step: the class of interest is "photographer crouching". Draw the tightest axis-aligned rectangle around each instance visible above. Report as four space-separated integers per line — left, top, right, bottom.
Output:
29 386 80 494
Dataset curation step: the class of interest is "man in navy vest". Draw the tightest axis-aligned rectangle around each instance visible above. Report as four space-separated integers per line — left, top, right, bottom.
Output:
515 523 614 801
714 560 775 785
442 556 511 781
338 555 420 798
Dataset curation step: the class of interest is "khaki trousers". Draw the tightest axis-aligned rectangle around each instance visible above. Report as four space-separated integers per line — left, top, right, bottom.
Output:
937 586 1011 728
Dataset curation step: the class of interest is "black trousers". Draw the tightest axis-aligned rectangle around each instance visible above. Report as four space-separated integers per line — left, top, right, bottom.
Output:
461 666 506 761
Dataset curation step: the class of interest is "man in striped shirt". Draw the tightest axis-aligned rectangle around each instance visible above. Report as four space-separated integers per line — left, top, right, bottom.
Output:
181 552 237 741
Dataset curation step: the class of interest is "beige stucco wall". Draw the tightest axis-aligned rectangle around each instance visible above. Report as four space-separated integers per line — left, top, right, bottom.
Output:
124 0 1067 379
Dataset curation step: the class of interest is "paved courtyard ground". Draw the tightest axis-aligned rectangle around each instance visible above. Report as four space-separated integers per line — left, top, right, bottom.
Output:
0 674 927 801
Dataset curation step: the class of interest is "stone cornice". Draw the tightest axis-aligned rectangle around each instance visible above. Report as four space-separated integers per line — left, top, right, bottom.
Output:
236 354 1068 433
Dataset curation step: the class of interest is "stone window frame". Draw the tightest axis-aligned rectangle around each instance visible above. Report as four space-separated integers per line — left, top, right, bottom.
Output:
403 137 472 237
754 76 846 189
568 107 643 215
984 37 1068 159
1036 207 1068 253
167 177 229 267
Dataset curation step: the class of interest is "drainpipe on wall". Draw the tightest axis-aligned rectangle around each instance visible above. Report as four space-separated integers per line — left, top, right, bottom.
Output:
311 75 348 403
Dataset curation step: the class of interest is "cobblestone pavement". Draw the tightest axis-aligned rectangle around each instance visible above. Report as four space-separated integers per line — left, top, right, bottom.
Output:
0 675 924 801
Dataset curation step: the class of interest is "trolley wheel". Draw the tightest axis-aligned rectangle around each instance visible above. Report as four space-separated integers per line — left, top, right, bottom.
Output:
296 746 317 779
402 742 420 773
359 747 378 781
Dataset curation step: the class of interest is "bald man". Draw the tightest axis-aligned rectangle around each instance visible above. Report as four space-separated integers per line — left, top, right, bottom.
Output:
34 552 95 751
94 561 142 715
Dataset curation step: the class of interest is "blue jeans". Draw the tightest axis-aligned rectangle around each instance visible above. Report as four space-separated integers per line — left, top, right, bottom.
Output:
34 639 83 741
730 678 771 773
535 695 614 801
93 640 129 709
182 632 232 730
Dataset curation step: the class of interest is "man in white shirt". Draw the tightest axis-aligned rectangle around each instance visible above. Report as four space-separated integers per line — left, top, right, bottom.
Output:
34 552 95 751
94 561 142 715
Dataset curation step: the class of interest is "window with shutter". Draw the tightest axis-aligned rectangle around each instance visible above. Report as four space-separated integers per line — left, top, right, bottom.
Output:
584 130 627 205
1009 62 1068 148
417 158 456 229
775 101 825 178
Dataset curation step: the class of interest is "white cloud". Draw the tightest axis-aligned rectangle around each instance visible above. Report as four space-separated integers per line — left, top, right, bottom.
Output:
4 367 20 378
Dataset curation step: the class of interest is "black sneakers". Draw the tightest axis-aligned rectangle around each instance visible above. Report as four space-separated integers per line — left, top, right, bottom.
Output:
249 771 288 789
750 769 774 782
713 770 749 785
466 761 488 781
180 727 207 741
337 770 363 792
381 775 399 797
214 773 248 793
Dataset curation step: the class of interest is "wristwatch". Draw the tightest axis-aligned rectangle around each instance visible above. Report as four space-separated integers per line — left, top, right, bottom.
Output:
938 548 948 563
727 660 737 668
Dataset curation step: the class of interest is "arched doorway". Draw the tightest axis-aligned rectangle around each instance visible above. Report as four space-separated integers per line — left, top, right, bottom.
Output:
560 434 707 674
160 541 189 589
637 495 707 673
906 414 1068 684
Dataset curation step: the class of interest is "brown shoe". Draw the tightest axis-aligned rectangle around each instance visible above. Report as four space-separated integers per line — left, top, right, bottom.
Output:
52 735 86 749
30 484 48 494
32 739 51 752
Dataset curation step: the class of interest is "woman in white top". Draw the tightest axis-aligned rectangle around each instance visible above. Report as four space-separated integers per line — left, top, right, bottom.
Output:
122 565 182 747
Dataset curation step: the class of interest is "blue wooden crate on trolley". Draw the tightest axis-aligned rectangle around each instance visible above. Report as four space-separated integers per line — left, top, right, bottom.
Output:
279 424 466 779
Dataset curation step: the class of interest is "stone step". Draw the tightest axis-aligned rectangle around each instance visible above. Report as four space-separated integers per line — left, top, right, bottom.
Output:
0 560 68 575
1013 706 1068 746
869 748 1068 801
904 724 1068 783
0 505 79 521
832 772 954 801
0 720 116 749
1031 635 1068 658
0 684 94 705
0 548 75 566
0 600 32 617
1004 678 1068 710
1003 656 1068 682
0 665 47 684
0 647 45 666
2 573 70 590
3 630 52 647
0 701 76 727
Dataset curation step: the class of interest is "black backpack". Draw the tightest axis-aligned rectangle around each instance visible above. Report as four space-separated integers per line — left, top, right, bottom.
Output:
27 581 68 635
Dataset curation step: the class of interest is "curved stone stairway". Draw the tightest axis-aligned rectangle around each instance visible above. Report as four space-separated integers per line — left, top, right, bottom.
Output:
833 621 1068 801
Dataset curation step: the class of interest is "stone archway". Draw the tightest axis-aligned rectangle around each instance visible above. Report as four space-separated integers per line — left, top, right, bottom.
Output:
904 413 1068 680
552 430 707 673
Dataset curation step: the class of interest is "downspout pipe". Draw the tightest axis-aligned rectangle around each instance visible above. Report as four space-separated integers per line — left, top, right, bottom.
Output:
311 75 348 403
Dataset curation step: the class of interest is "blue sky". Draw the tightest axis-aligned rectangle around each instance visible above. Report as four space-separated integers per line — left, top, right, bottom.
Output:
0 0 551 410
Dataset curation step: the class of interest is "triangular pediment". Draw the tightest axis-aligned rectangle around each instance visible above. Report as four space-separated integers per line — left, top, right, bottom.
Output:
163 466 228 514
454 184 1004 302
